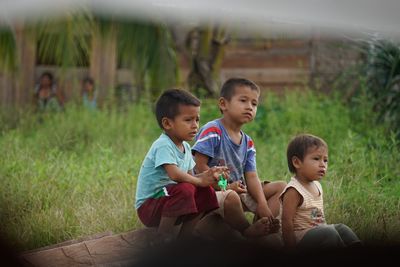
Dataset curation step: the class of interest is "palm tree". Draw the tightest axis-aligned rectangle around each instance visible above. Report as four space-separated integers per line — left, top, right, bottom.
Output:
116 18 178 102
0 12 179 107
179 25 229 97
0 25 17 73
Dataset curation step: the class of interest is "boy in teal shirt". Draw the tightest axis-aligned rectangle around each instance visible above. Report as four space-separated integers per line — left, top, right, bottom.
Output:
136 89 227 240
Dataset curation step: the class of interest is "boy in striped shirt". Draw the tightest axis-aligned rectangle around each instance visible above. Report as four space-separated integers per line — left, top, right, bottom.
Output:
192 78 286 239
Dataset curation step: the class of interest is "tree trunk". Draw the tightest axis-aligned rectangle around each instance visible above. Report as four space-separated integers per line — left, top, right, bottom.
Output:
185 26 229 97
14 23 36 107
90 28 117 107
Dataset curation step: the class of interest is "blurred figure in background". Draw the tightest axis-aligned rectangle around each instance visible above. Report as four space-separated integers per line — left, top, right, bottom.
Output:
33 71 64 112
81 76 97 110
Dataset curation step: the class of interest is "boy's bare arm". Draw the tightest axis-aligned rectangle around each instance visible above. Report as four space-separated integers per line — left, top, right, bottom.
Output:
281 188 301 248
245 171 274 220
164 163 226 187
193 152 222 190
193 152 210 173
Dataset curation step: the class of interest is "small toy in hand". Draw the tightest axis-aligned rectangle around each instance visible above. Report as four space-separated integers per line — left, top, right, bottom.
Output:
218 174 228 191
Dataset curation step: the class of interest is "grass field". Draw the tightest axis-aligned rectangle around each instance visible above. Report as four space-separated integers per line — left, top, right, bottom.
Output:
0 89 399 251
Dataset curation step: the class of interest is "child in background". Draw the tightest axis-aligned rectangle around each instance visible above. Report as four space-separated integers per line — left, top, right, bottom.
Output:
135 89 227 241
281 133 361 249
192 78 286 240
34 71 64 112
81 77 97 110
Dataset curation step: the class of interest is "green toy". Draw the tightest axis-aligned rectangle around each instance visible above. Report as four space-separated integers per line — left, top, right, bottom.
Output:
218 174 228 191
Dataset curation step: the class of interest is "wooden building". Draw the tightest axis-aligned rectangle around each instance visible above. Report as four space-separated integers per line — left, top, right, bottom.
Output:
0 28 362 108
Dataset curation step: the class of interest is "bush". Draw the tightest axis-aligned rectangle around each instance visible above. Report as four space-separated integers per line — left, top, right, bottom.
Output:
362 37 400 138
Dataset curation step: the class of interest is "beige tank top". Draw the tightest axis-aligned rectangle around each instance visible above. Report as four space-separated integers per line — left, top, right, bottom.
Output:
281 177 326 242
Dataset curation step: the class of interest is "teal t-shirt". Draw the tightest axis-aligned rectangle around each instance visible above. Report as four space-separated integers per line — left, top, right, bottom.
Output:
135 133 196 209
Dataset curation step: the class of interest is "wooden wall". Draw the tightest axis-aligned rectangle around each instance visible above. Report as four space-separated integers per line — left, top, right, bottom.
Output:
220 39 312 93
0 34 362 108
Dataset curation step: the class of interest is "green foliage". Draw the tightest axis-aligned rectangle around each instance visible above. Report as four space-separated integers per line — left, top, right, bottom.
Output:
0 90 399 251
116 19 178 99
1 13 178 100
362 38 400 138
0 25 17 72
35 13 94 68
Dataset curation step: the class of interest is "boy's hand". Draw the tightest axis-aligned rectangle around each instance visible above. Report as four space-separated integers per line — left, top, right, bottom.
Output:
256 202 275 223
227 181 247 194
198 166 229 187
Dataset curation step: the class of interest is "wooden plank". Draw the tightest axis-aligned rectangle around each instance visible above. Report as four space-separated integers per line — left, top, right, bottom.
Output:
22 231 113 255
84 233 140 264
22 246 89 267
221 68 310 84
222 54 310 68
19 229 153 267
230 39 311 51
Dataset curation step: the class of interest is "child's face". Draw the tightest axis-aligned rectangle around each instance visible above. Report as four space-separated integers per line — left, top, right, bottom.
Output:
40 76 52 87
84 82 94 92
295 146 328 182
164 104 200 144
220 85 259 124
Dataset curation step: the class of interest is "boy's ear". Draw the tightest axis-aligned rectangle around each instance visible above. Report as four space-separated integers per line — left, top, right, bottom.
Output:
161 117 172 130
218 97 227 112
292 156 302 169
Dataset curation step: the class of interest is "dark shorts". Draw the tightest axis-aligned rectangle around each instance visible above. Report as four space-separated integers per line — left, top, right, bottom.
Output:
137 182 219 227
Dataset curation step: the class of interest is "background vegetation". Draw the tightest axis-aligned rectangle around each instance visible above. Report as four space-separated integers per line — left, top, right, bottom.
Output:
1 88 399 251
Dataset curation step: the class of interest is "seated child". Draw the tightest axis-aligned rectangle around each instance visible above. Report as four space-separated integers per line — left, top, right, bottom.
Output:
34 71 64 112
135 89 227 240
192 78 286 240
280 133 361 249
81 76 97 110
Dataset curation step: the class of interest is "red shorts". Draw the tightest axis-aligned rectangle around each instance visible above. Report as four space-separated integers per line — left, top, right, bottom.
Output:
137 182 219 227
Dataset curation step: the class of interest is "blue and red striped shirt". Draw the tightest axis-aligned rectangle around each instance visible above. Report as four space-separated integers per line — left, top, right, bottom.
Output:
192 119 256 184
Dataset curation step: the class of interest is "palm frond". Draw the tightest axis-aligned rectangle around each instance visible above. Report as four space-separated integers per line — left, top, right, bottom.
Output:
0 25 17 72
364 38 400 136
116 19 177 98
35 12 94 69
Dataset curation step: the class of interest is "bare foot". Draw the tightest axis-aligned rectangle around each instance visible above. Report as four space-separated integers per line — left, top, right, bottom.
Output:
253 215 280 234
243 217 271 238
270 218 281 233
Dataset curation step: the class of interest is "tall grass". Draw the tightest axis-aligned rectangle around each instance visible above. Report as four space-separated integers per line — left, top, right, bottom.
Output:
0 90 399 251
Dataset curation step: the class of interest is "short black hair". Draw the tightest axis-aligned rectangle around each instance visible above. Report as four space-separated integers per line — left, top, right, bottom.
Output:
287 134 328 173
155 89 201 129
220 78 260 100
40 71 54 82
83 76 94 85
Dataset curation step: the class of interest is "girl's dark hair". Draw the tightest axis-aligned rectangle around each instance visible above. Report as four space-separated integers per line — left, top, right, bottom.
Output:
83 77 94 85
287 134 328 173
220 78 260 100
39 71 54 82
155 89 201 129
